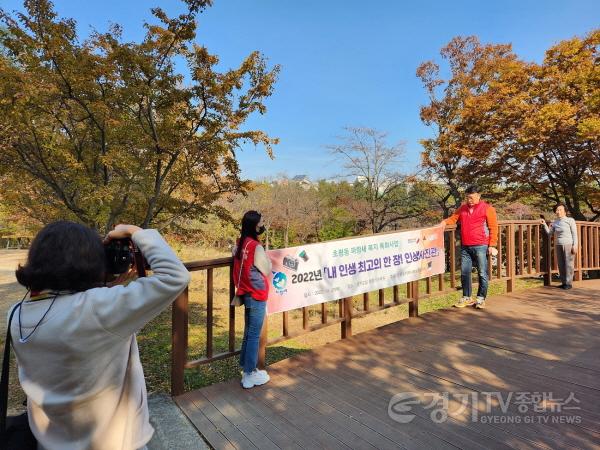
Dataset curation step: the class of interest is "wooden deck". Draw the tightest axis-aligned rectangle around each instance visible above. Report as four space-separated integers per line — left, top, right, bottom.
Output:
175 281 600 450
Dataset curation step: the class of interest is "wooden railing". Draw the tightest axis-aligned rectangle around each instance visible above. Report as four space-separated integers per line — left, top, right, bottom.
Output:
170 220 600 396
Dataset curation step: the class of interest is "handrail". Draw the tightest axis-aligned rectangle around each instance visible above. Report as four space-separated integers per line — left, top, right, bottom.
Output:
171 220 600 396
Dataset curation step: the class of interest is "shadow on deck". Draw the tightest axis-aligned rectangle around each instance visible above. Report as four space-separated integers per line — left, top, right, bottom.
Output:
175 280 600 450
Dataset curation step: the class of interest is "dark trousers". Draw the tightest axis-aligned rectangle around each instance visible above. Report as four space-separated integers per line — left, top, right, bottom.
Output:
556 244 574 286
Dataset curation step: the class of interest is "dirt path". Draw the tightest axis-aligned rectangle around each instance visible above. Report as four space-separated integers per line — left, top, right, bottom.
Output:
0 250 28 331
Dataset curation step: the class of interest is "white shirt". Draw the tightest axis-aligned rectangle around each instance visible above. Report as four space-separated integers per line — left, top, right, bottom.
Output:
9 229 190 450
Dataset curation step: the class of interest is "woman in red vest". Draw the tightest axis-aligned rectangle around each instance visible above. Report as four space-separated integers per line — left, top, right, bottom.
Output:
233 210 272 388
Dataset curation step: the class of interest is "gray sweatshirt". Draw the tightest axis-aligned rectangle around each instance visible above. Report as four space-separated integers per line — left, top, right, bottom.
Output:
232 241 272 276
9 229 190 450
543 217 578 246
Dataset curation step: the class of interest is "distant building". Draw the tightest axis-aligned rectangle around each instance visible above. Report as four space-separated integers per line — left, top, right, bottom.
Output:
271 174 314 189
291 174 307 182
355 175 397 194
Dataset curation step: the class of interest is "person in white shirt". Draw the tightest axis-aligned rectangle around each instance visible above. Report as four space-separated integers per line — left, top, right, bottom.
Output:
9 221 190 450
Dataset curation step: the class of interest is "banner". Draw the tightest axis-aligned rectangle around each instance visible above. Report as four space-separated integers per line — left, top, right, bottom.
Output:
266 225 445 315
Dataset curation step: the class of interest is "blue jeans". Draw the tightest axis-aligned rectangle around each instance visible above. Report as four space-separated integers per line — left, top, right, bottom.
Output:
239 295 266 374
461 245 489 298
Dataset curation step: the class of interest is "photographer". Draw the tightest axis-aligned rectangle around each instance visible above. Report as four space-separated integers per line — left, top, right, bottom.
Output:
9 221 190 450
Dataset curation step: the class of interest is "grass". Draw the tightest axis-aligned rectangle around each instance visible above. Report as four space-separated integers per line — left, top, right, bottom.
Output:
1 245 545 413
138 249 545 394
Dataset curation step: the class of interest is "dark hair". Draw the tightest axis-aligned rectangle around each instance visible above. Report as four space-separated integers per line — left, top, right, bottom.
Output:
465 185 480 195
15 221 106 292
554 203 567 213
235 211 261 260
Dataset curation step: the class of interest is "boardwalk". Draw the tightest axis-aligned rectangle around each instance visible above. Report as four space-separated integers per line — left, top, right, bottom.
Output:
176 281 600 450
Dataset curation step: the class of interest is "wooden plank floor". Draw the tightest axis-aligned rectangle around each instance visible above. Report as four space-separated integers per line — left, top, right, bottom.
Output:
175 280 600 450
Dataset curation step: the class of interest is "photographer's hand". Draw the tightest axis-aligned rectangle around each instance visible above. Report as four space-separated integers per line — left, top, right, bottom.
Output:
104 224 142 243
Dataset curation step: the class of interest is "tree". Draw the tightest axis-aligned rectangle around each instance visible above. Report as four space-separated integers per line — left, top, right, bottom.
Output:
315 180 357 240
416 36 520 216
0 0 279 233
329 127 424 233
418 31 600 221
496 30 600 220
237 179 322 248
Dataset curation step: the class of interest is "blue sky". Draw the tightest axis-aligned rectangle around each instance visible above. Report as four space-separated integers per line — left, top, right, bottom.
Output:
3 0 599 180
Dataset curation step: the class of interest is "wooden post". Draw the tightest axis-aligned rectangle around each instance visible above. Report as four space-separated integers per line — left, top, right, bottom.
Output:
339 299 344 338
534 225 541 274
590 226 600 269
450 230 456 288
258 314 268 370
518 225 524 276
575 224 583 282
507 224 516 293
543 225 552 287
228 267 235 353
206 268 213 359
527 225 533 274
582 225 588 271
171 287 189 397
498 227 504 279
341 297 353 338
409 281 419 317
282 311 289 337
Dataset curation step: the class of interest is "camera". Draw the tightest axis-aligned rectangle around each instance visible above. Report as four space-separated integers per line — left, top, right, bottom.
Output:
105 238 148 277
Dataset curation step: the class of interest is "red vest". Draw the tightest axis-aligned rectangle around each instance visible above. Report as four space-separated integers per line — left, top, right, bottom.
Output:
233 237 269 301
456 201 491 246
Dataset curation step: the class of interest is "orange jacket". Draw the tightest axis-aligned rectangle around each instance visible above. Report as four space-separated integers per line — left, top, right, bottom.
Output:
445 201 498 247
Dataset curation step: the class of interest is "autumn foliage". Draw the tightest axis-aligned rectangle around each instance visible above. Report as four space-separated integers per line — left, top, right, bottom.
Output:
0 0 279 232
418 31 600 220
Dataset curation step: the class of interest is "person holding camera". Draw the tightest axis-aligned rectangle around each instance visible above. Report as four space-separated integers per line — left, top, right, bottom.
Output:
232 211 272 389
9 221 190 450
440 185 498 310
540 204 578 289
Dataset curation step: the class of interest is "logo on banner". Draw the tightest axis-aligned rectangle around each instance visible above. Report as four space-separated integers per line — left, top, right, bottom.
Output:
283 256 299 271
272 272 288 295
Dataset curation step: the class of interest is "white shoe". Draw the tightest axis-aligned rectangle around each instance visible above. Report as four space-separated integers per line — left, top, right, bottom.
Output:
475 296 486 309
242 369 270 389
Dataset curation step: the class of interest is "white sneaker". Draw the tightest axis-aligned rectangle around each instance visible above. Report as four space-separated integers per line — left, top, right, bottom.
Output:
241 369 270 389
475 296 486 309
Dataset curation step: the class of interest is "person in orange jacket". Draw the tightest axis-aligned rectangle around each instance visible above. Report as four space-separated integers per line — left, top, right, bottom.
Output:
440 185 498 309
